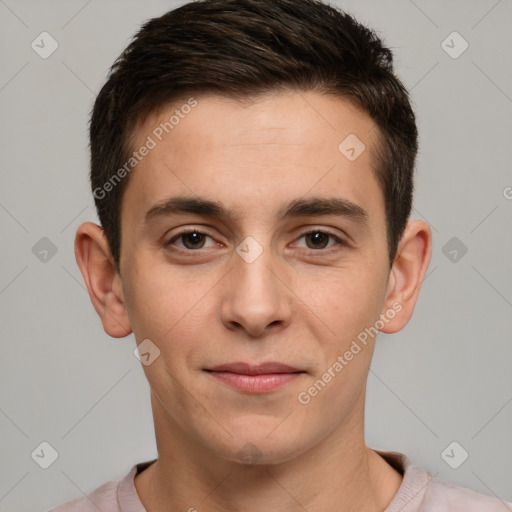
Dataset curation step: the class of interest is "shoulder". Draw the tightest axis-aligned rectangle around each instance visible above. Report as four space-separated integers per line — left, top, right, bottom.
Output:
47 459 154 512
423 478 512 511
374 449 511 512
47 479 120 512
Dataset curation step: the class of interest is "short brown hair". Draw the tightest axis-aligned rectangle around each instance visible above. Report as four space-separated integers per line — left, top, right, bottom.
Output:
90 0 418 271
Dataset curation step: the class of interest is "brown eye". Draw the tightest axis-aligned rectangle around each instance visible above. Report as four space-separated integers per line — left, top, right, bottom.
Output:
304 231 330 249
166 230 216 251
297 230 342 251
181 231 206 249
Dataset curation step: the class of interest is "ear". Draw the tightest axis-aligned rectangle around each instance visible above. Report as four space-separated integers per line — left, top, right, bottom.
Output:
74 222 132 338
379 220 432 334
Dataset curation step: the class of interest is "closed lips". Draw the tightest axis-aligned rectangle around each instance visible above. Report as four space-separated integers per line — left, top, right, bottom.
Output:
205 362 305 375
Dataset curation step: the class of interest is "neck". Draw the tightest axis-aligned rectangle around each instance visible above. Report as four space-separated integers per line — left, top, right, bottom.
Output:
135 392 402 512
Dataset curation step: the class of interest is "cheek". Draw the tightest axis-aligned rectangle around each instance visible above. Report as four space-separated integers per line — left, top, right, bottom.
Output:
122 256 218 345
296 265 387 344
294 273 383 417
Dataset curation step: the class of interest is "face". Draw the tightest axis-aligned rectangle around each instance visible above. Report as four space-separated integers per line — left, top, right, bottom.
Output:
118 90 395 464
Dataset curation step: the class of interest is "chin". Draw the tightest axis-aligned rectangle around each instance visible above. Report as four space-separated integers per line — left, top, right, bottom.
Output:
209 419 312 466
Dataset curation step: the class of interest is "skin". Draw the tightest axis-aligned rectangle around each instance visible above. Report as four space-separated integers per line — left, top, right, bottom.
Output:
75 90 431 511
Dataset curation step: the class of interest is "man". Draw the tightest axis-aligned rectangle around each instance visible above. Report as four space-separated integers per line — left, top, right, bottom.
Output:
51 0 511 510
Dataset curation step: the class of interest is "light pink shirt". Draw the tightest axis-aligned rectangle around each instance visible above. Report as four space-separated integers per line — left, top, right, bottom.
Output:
48 451 511 511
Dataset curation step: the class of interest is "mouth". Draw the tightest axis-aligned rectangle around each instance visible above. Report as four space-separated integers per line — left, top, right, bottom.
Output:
204 362 306 393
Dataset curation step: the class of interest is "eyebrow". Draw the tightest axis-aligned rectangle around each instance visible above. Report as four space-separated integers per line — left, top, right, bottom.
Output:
143 195 368 227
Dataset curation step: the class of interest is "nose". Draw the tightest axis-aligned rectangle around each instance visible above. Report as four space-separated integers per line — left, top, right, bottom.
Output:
220 245 292 338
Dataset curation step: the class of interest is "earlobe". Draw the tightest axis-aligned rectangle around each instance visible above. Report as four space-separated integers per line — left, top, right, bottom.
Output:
379 220 432 334
74 222 132 338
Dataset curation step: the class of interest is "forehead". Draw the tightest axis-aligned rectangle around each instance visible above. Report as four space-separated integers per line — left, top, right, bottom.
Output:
121 90 384 230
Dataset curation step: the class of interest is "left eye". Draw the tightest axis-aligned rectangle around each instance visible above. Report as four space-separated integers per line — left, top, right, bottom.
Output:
295 230 342 250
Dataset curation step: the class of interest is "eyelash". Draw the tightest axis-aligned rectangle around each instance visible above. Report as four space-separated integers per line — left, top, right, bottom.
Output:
165 228 346 254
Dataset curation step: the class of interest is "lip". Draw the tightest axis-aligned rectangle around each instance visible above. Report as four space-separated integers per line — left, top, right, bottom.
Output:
205 362 306 393
207 362 303 375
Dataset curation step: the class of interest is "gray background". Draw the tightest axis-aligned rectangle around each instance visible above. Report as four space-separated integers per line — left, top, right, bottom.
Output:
0 0 511 510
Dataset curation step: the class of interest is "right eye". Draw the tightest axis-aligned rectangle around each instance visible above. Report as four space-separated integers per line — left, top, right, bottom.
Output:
165 229 218 251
